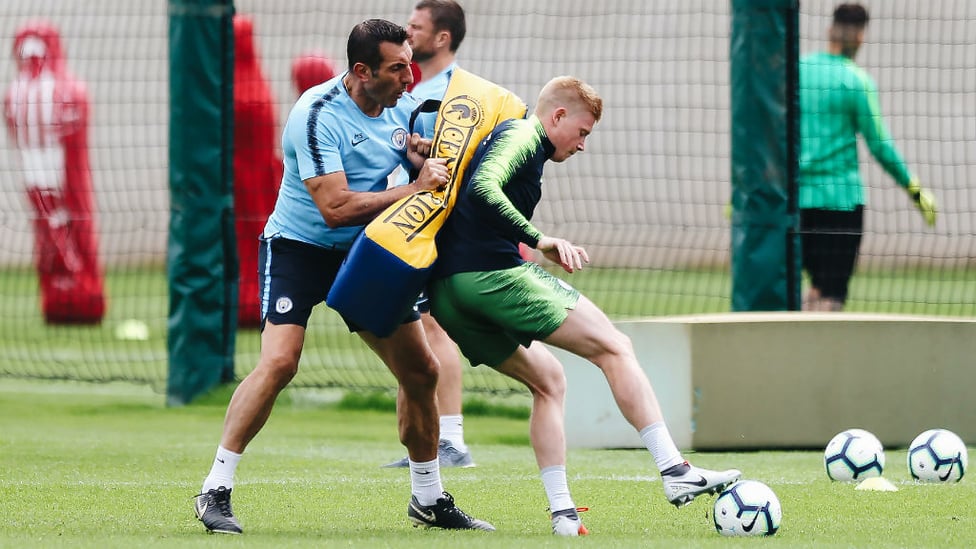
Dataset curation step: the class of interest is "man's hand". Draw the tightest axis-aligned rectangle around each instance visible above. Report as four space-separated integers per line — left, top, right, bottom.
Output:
907 179 937 226
536 235 589 273
414 158 449 192
406 133 433 170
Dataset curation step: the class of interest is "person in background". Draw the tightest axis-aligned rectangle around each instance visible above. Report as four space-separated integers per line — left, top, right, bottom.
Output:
291 49 337 97
799 3 936 311
383 0 476 469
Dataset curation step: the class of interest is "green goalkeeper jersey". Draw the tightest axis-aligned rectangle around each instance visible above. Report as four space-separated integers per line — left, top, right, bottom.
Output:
799 52 913 211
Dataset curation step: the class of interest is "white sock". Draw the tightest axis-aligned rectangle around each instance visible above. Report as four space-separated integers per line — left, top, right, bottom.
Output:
202 445 242 492
439 415 467 452
409 458 445 506
639 422 684 472
541 465 575 513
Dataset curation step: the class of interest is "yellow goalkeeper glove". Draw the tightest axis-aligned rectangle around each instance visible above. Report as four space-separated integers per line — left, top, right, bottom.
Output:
907 179 937 226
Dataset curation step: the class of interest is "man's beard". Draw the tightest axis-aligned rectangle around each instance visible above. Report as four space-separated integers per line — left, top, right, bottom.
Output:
411 48 434 63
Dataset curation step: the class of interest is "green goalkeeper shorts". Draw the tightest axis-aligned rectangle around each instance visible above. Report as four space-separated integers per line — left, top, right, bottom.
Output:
428 262 580 367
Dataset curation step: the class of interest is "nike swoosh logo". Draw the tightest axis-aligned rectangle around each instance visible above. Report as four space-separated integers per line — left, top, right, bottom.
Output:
673 475 709 487
938 456 959 481
741 504 767 533
410 501 436 523
216 458 225 464
416 470 432 475
195 496 210 518
352 135 369 146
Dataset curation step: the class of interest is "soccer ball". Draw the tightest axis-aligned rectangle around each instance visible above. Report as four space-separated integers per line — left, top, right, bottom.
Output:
907 429 968 483
824 429 885 482
713 480 781 537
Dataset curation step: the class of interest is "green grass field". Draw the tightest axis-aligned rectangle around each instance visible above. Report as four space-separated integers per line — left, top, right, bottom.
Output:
1 380 973 548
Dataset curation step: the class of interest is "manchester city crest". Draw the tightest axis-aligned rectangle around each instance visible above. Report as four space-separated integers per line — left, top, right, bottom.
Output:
391 128 408 149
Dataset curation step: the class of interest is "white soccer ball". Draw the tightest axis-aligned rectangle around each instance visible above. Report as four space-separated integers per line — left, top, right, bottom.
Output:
907 429 968 483
713 480 781 537
824 429 885 482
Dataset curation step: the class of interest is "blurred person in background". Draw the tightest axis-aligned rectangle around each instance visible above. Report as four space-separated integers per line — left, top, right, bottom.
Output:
799 3 936 311
382 0 477 469
382 0 538 471
4 20 106 324
291 49 337 97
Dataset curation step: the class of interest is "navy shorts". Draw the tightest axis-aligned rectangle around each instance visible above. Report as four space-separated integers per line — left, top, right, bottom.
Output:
800 206 863 302
257 236 420 331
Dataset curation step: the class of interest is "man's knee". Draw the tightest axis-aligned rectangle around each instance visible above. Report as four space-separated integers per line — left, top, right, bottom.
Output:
537 364 567 401
595 328 634 360
257 349 300 386
513 346 567 401
397 356 439 394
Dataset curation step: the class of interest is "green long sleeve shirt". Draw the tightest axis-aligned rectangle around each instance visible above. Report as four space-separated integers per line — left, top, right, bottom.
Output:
799 52 913 211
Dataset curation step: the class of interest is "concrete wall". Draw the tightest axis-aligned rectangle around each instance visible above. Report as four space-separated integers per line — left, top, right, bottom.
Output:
560 312 976 450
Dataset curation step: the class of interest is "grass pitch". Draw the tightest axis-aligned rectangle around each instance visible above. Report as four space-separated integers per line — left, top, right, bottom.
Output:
0 380 973 548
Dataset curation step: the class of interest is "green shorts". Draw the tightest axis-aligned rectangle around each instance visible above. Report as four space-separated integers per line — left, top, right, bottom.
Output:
428 262 580 367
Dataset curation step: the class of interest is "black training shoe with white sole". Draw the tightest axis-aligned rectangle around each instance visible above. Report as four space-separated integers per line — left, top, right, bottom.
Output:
193 486 242 534
662 461 741 508
407 492 495 531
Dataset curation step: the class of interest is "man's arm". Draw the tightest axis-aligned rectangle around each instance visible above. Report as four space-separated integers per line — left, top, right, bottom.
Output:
305 156 447 228
854 73 936 225
466 127 544 248
468 158 587 273
853 75 912 187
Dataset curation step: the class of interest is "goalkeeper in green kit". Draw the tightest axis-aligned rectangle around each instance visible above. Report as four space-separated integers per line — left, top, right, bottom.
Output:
799 3 936 311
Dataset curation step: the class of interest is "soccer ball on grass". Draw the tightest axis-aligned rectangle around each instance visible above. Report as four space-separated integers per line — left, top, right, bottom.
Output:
824 429 885 482
713 480 781 537
907 429 967 483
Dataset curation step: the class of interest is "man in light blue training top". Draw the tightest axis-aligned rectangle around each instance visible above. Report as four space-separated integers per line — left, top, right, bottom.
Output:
192 19 494 535
799 3 937 311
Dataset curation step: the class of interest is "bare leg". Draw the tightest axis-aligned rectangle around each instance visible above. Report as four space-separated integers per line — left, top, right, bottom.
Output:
803 286 821 311
197 321 305 534
422 312 462 416
220 322 305 453
805 286 845 311
821 297 844 311
541 296 741 507
363 322 495 530
544 296 663 430
358 320 440 462
495 343 581 527
494 342 567 468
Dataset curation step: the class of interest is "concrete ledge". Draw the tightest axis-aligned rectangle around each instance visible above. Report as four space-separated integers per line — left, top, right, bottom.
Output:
557 312 976 450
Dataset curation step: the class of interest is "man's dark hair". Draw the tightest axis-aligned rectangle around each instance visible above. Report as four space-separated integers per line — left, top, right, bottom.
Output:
415 0 466 52
347 19 408 72
833 3 869 28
